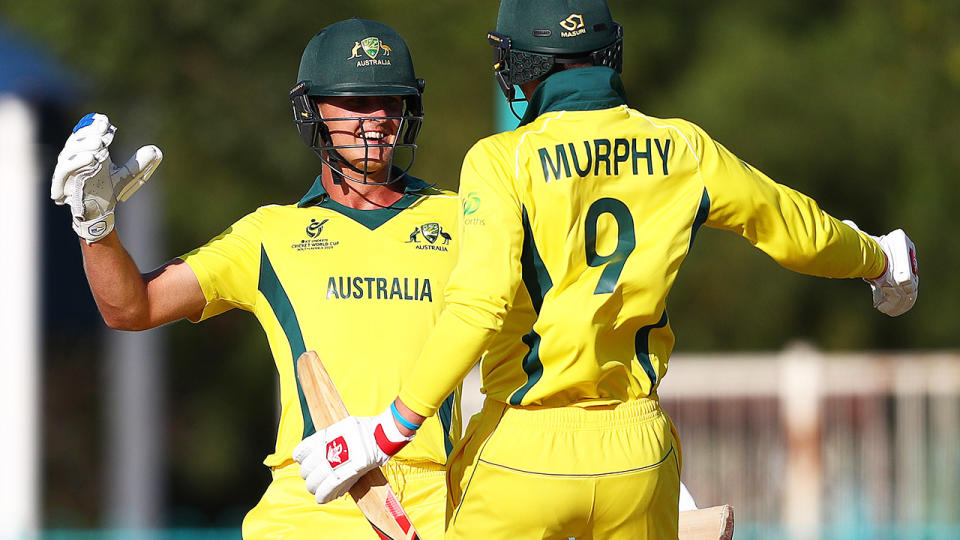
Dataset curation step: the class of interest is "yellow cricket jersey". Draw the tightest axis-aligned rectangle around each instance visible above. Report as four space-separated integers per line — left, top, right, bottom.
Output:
400 67 886 415
180 173 461 468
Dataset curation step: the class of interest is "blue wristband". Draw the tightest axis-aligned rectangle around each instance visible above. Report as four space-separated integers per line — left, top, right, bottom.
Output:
390 402 421 431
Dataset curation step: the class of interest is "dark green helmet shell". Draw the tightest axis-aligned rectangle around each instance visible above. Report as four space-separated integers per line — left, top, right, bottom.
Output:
489 0 622 102
297 18 422 96
496 0 619 55
289 19 425 186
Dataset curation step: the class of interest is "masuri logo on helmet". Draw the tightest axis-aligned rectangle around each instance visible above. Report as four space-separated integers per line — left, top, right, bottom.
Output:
559 14 586 36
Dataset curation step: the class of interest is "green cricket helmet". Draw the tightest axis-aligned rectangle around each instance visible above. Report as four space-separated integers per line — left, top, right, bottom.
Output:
289 18 425 184
488 0 622 101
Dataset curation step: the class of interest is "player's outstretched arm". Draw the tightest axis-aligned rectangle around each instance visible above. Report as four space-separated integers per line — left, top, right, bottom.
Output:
53 113 205 330
843 221 919 317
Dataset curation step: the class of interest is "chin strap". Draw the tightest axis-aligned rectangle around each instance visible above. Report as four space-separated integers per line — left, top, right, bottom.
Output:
317 148 396 186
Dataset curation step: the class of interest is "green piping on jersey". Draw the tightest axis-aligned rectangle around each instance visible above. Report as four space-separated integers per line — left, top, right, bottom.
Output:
688 188 711 250
509 206 552 405
437 391 456 456
634 310 668 393
519 206 553 311
258 246 315 438
510 331 544 406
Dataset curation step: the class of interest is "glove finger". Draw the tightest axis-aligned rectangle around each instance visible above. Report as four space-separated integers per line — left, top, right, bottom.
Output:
297 453 314 480
875 298 895 316
874 286 895 312
71 113 97 133
870 283 883 308
64 114 115 154
315 472 351 504
73 112 114 142
901 279 918 295
885 302 909 317
304 459 334 494
292 435 313 464
100 122 117 148
114 145 163 202
877 288 912 317
61 132 105 156
322 484 350 505
71 112 111 135
298 442 329 480
51 152 98 201
893 291 917 316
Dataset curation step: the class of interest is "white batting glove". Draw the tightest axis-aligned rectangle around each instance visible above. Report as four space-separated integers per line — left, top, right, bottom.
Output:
843 220 919 317
51 113 163 243
293 407 414 504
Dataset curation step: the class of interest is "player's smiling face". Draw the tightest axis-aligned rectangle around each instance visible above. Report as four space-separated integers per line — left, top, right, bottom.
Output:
317 95 404 175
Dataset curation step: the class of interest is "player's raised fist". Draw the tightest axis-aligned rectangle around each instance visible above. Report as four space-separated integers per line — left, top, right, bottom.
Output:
844 220 919 317
51 112 163 243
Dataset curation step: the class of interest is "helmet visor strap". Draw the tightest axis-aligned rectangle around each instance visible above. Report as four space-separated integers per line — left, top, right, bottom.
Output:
489 31 560 101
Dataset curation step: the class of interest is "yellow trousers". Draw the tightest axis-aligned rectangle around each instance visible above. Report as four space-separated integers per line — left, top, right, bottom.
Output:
446 398 681 540
242 458 447 539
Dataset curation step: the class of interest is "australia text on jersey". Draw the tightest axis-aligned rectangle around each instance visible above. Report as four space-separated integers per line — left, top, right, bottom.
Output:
537 137 671 182
325 276 433 301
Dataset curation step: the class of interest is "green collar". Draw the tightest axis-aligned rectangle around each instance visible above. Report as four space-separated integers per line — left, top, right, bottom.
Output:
297 168 432 207
297 169 434 230
519 66 628 127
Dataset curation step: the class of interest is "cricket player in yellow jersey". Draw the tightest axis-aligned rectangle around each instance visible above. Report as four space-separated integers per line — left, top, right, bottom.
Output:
50 19 461 539
292 2 920 539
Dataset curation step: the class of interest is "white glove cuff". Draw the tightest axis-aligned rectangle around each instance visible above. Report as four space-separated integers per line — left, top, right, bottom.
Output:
375 407 415 446
73 212 115 244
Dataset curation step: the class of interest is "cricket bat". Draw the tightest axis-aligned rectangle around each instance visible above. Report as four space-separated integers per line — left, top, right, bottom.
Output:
297 351 420 540
678 505 735 540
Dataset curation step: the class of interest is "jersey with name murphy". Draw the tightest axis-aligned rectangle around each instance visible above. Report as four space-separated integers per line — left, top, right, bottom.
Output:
180 174 461 468
400 66 885 416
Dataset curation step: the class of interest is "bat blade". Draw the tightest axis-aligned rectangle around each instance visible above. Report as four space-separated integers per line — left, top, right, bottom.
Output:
678 505 735 540
297 351 420 540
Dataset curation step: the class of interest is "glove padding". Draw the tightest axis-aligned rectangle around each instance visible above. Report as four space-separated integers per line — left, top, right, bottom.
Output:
843 220 919 317
51 113 163 243
293 407 413 504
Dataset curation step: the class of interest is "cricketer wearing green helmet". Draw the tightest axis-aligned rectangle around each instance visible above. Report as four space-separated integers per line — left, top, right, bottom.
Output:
290 18 425 186
488 0 622 108
283 0 918 538
50 17 461 540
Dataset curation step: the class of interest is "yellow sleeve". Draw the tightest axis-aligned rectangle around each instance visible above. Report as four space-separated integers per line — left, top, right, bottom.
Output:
693 124 885 279
400 138 525 416
178 210 264 321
